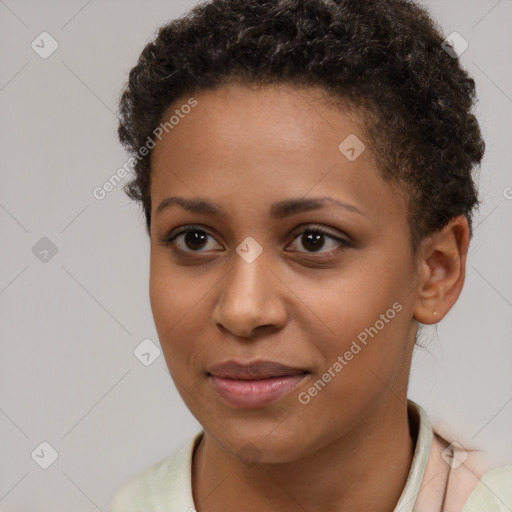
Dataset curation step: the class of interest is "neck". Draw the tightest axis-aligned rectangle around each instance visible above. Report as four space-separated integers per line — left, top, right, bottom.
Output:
192 396 416 512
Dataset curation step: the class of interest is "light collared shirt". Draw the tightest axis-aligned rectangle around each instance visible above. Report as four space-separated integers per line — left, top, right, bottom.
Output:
109 400 512 511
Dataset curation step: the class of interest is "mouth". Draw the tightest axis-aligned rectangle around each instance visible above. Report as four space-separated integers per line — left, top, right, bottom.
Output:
207 360 310 408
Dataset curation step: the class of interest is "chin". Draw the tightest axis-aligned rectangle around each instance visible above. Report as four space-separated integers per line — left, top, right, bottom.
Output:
217 426 314 465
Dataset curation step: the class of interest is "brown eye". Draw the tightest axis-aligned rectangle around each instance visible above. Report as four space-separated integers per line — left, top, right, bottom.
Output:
287 227 351 254
301 231 327 252
181 230 209 251
159 226 223 253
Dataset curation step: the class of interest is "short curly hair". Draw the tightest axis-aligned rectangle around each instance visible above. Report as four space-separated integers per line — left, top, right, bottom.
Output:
117 0 484 250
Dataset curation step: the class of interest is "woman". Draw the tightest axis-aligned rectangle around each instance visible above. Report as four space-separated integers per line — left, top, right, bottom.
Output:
109 0 512 510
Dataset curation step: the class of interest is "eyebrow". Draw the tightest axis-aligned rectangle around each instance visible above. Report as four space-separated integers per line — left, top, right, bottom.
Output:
155 196 366 219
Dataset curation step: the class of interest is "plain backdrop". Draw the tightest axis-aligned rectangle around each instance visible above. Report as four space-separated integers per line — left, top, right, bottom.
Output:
0 0 511 510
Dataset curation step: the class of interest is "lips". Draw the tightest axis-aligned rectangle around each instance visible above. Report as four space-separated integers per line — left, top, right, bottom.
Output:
208 360 308 379
207 360 309 408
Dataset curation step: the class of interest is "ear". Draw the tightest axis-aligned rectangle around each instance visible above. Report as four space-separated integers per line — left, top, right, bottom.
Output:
413 215 470 325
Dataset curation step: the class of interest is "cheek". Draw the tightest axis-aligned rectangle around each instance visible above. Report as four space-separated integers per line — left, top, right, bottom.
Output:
298 259 408 353
291 304 411 450
149 250 200 330
149 253 219 382
293 249 414 406
149 257 176 335
149 256 195 364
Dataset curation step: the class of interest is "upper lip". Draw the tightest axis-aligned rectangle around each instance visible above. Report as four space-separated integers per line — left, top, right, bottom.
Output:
208 360 309 380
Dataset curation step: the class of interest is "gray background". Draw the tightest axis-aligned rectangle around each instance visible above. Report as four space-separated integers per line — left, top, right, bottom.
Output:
0 0 511 510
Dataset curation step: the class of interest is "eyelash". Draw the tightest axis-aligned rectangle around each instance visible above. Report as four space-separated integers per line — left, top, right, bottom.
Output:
158 224 352 256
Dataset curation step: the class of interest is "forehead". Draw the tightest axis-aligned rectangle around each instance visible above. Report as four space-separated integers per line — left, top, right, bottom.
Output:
152 82 368 164
149 83 407 225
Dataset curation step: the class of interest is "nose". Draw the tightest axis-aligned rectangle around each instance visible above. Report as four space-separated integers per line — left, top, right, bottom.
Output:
212 251 288 339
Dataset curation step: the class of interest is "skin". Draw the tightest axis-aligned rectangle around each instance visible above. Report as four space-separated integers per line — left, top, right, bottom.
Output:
148 83 469 512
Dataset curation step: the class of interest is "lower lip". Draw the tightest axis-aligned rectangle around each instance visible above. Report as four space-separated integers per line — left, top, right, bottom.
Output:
209 374 308 408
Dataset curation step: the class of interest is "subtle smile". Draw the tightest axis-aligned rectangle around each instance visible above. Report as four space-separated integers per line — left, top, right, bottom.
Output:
207 360 310 408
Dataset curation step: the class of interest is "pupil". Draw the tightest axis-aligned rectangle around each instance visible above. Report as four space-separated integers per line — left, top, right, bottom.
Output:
186 231 207 250
303 232 324 252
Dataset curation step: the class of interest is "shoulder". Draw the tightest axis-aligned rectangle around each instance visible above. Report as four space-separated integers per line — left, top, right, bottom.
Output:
108 456 171 511
409 402 511 511
108 432 202 512
429 434 512 510
463 465 512 511
429 432 512 510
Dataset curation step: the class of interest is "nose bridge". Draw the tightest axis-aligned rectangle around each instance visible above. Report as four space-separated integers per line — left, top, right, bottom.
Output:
212 247 286 337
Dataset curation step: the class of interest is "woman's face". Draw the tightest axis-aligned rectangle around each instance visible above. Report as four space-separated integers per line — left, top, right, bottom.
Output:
149 83 420 463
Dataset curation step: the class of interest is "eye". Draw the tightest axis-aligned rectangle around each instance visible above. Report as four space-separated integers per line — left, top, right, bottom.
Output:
287 226 352 255
158 225 222 253
158 224 351 255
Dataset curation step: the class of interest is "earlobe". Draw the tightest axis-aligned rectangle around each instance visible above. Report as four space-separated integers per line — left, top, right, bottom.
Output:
413 215 470 325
